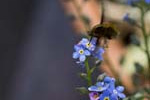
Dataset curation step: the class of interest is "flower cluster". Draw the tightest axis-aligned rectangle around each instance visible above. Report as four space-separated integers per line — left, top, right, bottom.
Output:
88 76 126 100
73 38 104 64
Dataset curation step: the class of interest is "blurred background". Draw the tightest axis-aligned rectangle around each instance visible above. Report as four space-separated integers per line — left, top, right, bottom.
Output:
0 0 150 100
0 0 85 100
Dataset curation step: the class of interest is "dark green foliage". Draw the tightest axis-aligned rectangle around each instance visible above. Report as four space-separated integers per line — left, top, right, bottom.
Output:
90 66 96 73
129 34 140 46
134 62 144 73
132 73 141 86
144 87 150 94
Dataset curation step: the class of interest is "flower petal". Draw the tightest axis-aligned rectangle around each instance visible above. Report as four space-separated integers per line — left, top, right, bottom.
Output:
99 90 110 100
89 92 99 100
80 38 89 44
96 82 103 87
104 76 112 83
73 52 79 59
118 93 126 99
84 50 91 56
74 45 81 51
88 86 98 91
110 94 118 100
91 37 97 45
116 86 124 92
79 55 86 62
98 48 105 54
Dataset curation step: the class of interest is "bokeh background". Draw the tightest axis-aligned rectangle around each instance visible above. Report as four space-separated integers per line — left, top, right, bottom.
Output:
0 0 84 100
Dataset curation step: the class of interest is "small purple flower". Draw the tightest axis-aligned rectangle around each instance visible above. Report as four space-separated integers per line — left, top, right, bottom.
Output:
93 47 105 60
89 92 99 100
73 45 91 62
88 82 109 92
79 38 96 52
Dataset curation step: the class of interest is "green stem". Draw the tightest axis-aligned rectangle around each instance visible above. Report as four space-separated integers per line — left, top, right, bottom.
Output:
85 59 92 87
140 8 150 86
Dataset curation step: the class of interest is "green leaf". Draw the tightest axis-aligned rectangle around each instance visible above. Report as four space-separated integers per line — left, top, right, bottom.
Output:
97 73 107 81
134 62 144 73
90 66 96 73
78 73 87 80
76 87 88 95
95 60 102 66
144 87 150 94
133 92 145 100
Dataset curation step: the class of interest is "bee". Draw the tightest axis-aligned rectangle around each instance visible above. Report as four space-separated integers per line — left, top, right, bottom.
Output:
89 23 119 46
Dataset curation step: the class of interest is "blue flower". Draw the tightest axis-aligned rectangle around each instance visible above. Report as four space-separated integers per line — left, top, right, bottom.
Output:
88 76 126 100
79 38 96 52
104 76 126 99
145 0 150 4
111 86 126 99
88 82 109 92
93 47 105 60
123 13 130 22
99 90 116 100
73 45 91 62
104 76 116 91
123 13 136 25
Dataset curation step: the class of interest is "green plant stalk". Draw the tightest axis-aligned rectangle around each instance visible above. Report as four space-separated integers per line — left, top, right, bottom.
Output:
140 8 150 86
85 59 92 87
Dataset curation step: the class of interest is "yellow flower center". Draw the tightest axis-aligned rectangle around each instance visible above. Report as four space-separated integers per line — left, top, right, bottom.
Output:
86 43 91 48
98 87 102 90
79 50 84 54
104 97 109 100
